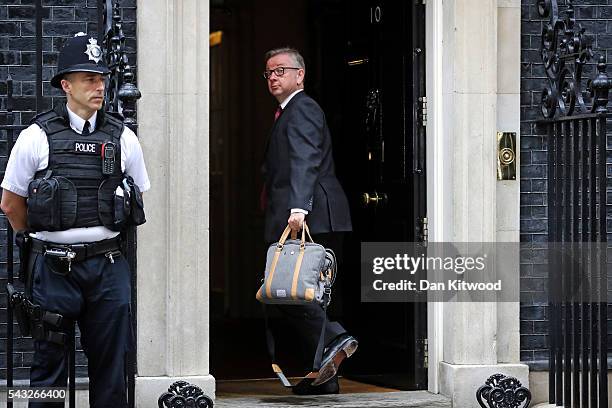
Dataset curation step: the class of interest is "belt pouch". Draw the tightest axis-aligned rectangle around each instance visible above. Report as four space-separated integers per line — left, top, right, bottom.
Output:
125 176 146 226
113 184 131 230
27 176 61 231
15 231 32 282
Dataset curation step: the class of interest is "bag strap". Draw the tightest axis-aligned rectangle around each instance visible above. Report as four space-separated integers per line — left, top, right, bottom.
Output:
264 222 331 387
311 301 329 371
265 226 293 298
262 304 296 387
265 223 309 300
303 222 314 243
290 241 306 300
293 221 315 244
286 221 315 243
277 225 293 246
262 290 332 388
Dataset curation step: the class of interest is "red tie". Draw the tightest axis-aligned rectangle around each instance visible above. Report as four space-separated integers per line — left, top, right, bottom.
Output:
274 106 282 121
262 106 283 212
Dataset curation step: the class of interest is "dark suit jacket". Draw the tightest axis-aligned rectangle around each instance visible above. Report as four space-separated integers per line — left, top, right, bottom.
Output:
262 91 352 243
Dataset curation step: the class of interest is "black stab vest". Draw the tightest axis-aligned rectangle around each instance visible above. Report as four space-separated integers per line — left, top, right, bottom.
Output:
28 103 124 231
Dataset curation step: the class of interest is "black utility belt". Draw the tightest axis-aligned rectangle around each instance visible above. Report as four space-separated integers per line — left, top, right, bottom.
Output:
31 237 122 263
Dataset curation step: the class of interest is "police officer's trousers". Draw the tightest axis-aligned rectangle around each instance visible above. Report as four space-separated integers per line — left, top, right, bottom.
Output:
28 251 132 408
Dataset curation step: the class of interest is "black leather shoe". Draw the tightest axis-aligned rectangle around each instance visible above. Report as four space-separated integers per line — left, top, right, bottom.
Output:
311 334 358 386
292 375 339 395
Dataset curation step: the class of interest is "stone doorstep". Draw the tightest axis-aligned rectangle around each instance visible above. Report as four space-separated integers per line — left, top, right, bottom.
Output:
0 386 452 408
215 390 452 408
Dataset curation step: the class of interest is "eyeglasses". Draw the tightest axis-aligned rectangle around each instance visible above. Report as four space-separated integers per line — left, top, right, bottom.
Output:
263 67 301 79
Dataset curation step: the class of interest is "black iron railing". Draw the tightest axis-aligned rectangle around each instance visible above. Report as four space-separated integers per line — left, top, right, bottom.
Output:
2 1 139 407
545 113 608 407
538 0 611 406
2 74 26 408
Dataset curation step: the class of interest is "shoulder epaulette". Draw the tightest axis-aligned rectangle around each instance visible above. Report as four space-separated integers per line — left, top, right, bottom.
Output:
30 108 59 126
30 107 69 135
102 112 124 129
98 110 124 139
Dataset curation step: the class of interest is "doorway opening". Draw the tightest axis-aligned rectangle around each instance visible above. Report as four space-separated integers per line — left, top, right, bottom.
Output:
209 0 427 391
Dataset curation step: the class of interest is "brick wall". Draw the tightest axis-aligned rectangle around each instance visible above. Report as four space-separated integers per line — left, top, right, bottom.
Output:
0 0 136 381
520 0 611 369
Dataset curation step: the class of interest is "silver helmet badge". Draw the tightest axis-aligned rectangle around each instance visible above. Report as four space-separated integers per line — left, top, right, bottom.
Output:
84 38 103 63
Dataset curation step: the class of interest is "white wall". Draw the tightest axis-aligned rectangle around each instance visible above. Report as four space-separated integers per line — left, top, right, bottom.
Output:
426 0 527 404
136 0 214 405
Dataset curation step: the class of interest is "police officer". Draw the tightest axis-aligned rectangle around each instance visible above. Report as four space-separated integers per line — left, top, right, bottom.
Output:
1 33 150 407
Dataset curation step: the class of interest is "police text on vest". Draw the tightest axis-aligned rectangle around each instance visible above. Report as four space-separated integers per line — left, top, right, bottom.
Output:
74 142 98 154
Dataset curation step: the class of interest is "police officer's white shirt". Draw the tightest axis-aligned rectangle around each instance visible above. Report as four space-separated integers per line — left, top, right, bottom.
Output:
1 106 151 244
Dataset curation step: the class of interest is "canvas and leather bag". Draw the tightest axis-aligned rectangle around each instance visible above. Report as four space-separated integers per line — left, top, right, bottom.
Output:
256 222 336 306
256 222 338 388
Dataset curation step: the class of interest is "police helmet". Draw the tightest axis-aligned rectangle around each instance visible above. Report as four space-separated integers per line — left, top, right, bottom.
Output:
50 32 110 89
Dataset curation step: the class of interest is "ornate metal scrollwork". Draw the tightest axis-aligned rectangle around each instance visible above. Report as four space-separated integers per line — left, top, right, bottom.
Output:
365 88 381 136
537 0 612 118
365 88 382 164
158 381 214 408
476 374 531 408
102 0 141 129
588 55 612 113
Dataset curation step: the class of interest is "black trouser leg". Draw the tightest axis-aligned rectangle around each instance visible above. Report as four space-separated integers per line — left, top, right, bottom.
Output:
29 253 81 408
79 254 131 408
28 252 132 408
29 340 70 408
274 303 346 367
273 232 348 370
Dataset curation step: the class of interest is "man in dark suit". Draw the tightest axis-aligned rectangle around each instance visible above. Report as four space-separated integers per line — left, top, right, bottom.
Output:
261 47 357 395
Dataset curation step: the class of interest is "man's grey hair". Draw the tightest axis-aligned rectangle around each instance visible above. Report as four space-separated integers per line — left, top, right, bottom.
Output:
264 47 305 70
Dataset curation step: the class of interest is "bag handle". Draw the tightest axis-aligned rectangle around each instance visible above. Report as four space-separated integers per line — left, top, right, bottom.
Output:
303 221 314 243
280 221 315 246
292 222 315 245
277 225 294 247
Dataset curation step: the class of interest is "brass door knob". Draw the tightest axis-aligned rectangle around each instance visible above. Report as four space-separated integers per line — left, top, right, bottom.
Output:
362 192 388 208
362 192 375 206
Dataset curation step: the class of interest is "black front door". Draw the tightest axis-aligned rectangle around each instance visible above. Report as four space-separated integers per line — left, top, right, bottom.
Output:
209 0 428 389
330 0 428 390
